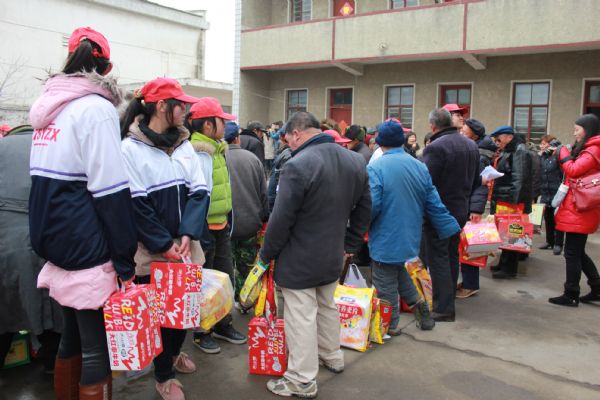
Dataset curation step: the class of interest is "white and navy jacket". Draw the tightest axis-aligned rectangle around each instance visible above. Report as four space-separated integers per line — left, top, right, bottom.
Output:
121 120 210 255
29 94 138 279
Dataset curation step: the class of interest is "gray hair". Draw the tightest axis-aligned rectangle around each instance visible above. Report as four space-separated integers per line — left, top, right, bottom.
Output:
428 108 452 130
285 111 320 134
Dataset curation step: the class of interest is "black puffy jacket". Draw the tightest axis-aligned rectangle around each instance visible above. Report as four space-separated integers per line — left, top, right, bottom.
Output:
539 151 563 205
492 136 533 214
469 135 497 214
267 145 292 212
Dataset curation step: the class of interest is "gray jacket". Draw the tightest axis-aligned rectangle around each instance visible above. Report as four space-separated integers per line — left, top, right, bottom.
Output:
260 134 371 290
227 144 268 240
0 130 62 334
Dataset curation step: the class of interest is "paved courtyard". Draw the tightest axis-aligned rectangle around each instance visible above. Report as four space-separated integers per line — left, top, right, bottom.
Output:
2 234 600 400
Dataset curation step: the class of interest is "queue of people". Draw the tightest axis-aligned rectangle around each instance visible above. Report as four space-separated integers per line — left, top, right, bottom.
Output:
1 25 599 400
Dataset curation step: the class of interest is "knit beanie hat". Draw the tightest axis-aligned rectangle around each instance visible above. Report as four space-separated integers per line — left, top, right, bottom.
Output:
375 120 405 147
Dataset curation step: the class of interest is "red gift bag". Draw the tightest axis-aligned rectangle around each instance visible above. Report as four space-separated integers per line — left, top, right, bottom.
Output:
151 262 202 329
248 268 287 376
104 284 162 371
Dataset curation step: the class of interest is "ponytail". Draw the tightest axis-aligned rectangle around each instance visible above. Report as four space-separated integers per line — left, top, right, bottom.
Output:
120 98 156 139
62 40 111 75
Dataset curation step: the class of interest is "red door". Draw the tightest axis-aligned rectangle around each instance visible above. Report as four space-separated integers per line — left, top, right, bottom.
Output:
329 88 353 126
333 0 355 17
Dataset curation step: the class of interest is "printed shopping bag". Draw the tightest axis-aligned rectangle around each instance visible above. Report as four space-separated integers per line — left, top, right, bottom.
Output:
334 284 375 352
495 201 524 215
104 284 162 371
248 267 287 376
404 258 433 310
151 262 202 329
459 233 489 268
496 215 534 254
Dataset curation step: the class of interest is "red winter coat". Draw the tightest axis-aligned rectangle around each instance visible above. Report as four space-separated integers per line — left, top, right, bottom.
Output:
555 136 600 234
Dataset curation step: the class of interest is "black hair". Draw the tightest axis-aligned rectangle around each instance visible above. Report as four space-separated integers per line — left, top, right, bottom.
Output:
572 114 600 158
184 115 217 135
120 97 182 139
62 40 111 75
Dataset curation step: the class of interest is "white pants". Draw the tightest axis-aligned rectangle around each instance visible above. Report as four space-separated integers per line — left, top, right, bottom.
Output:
281 281 343 384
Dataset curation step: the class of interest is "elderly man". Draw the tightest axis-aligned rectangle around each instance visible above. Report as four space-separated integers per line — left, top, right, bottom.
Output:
258 112 371 398
368 119 459 335
421 108 479 322
240 121 265 164
489 125 533 279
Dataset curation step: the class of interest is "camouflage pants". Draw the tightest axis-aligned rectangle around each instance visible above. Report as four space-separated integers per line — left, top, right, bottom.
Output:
231 235 259 300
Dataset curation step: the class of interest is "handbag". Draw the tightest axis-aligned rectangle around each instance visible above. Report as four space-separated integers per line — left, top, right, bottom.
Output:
569 170 600 212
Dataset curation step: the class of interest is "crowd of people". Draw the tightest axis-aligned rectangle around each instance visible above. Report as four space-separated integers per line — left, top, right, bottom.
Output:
1 26 600 400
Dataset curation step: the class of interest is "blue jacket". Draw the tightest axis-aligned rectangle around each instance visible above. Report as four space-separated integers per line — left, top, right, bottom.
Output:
367 147 460 264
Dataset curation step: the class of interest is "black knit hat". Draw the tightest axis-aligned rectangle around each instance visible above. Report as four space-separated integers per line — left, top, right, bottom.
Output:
465 118 486 138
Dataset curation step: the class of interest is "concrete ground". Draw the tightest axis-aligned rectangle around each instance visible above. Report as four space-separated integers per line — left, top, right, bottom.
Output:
2 233 599 400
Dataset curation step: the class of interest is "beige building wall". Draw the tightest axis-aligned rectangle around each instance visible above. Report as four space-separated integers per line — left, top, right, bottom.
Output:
240 70 271 126
240 50 600 144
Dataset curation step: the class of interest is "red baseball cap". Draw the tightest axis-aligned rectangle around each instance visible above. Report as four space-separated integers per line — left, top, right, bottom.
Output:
140 77 201 104
68 27 110 59
189 97 236 120
323 129 351 145
443 103 469 114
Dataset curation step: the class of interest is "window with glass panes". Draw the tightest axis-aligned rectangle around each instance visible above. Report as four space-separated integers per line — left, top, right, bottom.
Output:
440 85 471 115
512 82 550 143
291 0 311 22
287 90 308 120
385 86 414 129
391 0 419 8
583 80 600 120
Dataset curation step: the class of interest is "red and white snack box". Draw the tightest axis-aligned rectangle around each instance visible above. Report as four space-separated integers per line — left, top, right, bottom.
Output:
379 299 392 335
151 262 202 329
462 221 502 253
497 218 534 254
248 316 287 376
104 284 162 371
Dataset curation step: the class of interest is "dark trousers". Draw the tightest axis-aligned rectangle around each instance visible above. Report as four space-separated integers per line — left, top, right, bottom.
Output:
0 332 14 369
544 206 564 247
499 250 519 275
564 233 600 292
204 226 234 329
421 225 460 315
460 264 480 290
57 306 110 385
136 274 187 383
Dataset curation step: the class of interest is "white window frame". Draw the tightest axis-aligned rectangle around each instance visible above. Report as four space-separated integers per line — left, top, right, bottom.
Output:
508 79 553 142
382 83 416 129
288 0 313 23
284 88 310 121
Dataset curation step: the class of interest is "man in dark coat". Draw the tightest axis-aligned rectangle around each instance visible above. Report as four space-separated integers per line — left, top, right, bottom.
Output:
224 122 269 307
268 127 292 212
345 124 372 163
0 126 62 370
259 112 371 398
490 125 533 279
240 121 265 164
458 119 497 299
421 108 480 321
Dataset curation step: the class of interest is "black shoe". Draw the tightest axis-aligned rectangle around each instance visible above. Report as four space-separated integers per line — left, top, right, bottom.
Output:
413 300 435 330
552 245 563 256
431 312 455 322
548 294 579 307
539 243 553 250
193 332 221 354
580 291 600 304
492 271 516 279
213 324 247 344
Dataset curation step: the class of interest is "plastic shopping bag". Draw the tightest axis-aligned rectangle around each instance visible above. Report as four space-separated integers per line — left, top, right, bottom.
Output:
199 269 234 331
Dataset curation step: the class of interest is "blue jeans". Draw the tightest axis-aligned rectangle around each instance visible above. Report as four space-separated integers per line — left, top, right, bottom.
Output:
371 260 420 330
460 264 480 290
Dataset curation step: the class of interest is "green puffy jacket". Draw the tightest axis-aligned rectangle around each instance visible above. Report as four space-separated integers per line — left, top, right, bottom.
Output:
190 132 232 225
